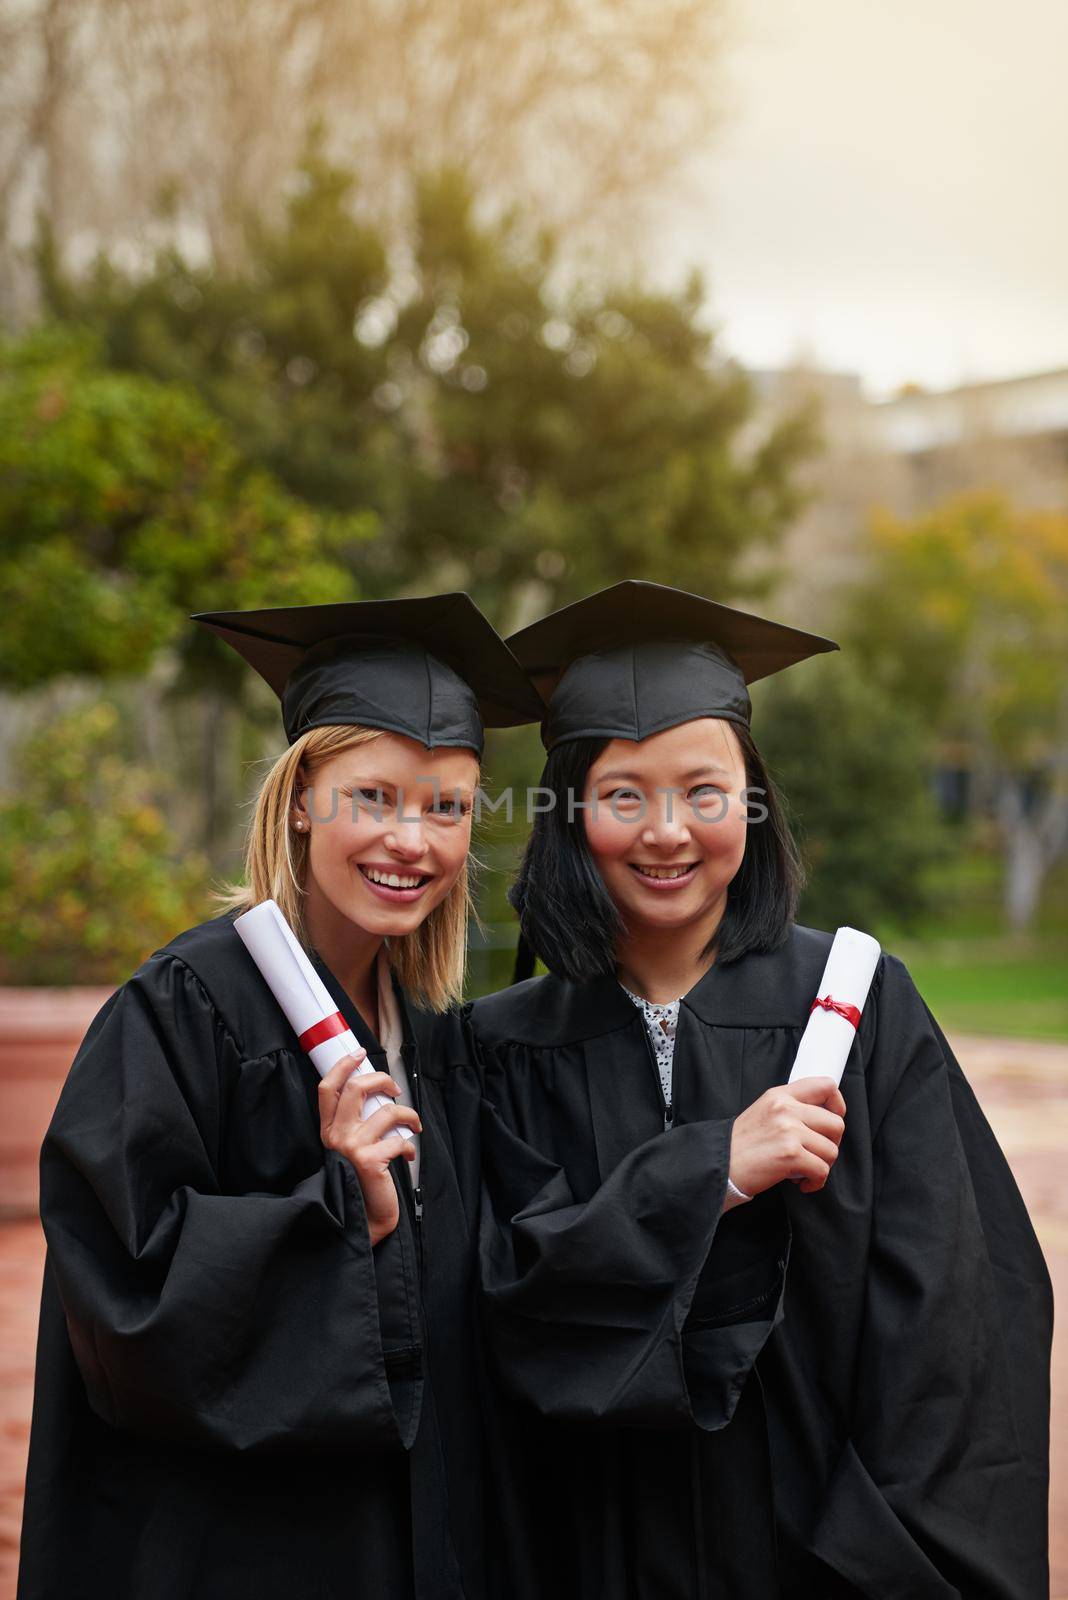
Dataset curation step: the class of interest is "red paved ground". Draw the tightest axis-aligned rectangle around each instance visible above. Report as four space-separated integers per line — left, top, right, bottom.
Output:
0 1218 41 1596
1 1035 1064 1597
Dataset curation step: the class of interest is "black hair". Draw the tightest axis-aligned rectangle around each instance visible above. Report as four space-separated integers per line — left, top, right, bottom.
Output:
508 722 803 983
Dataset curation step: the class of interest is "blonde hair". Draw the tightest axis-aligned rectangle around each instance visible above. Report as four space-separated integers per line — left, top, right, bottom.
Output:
217 724 475 1011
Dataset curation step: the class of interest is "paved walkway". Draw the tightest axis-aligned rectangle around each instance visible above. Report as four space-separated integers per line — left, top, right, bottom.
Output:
0 1218 39 1586
1 1034 1065 1596
951 1035 1068 1599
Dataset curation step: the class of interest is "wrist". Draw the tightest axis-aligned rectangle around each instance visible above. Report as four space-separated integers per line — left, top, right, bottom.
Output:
724 1174 752 1209
724 1118 751 1204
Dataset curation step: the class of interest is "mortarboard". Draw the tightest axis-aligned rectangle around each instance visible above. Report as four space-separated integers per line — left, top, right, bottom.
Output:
506 580 838 750
193 593 544 754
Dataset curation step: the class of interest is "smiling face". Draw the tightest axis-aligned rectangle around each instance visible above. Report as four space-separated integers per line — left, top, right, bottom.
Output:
582 717 750 944
293 733 478 942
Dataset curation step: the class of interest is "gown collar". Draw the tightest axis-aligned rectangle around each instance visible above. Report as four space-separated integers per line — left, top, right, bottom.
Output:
472 925 846 1046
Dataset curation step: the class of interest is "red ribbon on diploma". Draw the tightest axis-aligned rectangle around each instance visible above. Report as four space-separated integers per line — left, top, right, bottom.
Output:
298 1011 349 1051
809 994 862 1030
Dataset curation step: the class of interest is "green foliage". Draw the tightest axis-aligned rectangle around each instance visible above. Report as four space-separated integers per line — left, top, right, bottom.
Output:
40 153 395 520
0 699 213 984
40 154 817 615
0 325 368 691
838 491 1068 931
754 656 948 935
389 174 816 610
844 492 1068 768
8 155 824 980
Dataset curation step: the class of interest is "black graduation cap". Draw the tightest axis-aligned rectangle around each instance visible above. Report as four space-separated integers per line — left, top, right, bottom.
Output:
506 580 839 750
193 593 544 754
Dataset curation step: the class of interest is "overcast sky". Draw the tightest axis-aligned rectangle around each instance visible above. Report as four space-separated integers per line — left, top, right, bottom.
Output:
659 0 1068 396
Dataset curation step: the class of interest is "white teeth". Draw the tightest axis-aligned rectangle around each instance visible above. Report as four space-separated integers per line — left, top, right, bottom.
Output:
634 864 694 880
365 868 423 889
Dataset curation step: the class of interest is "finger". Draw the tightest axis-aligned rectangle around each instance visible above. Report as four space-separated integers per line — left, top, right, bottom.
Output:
344 1102 422 1145
318 1055 368 1136
364 1133 418 1166
354 1133 419 1177
785 1076 841 1107
795 1104 847 1143
319 1068 397 1137
797 1167 839 1193
335 1070 401 1103
799 1129 841 1168
318 1052 370 1096
790 1148 831 1191
793 1082 846 1118
321 1075 404 1139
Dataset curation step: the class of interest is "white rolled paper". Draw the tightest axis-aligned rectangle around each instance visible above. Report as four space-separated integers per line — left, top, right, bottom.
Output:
788 926 882 1087
234 899 411 1137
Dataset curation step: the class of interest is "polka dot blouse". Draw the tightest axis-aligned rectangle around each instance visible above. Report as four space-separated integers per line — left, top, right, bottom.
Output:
621 983 751 1205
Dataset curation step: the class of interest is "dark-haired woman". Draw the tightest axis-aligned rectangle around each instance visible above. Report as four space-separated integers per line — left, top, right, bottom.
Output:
443 583 1052 1600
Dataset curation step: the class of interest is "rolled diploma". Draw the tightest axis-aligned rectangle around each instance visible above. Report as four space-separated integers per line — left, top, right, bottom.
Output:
788 926 882 1087
234 899 411 1137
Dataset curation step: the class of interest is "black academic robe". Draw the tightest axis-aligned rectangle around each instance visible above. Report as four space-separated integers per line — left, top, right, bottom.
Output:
17 912 488 1600
442 923 1052 1600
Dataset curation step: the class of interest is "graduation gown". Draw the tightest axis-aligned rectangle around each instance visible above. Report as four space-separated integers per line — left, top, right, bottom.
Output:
17 912 488 1600
442 923 1052 1600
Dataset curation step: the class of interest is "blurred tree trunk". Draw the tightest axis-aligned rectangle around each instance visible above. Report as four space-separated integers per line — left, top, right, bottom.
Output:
998 766 1068 933
198 688 246 873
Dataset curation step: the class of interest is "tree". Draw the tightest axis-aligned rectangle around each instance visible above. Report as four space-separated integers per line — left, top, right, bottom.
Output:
42 157 818 625
0 698 212 984
0 0 730 310
390 171 816 626
29 157 818 906
842 492 1068 932
0 324 366 690
0 324 367 853
754 657 946 937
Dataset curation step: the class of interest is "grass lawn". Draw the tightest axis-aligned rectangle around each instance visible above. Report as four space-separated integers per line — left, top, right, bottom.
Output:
892 938 1068 1042
883 852 1068 1042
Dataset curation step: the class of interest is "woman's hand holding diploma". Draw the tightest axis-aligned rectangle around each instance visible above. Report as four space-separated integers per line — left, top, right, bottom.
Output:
728 1077 846 1197
726 925 873 1196
319 1055 422 1245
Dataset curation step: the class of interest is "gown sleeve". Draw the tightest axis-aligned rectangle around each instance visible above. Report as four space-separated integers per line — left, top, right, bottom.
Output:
456 1016 789 1432
40 953 423 1456
808 955 1052 1600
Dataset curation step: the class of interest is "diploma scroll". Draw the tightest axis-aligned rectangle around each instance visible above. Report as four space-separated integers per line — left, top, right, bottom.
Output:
234 899 411 1137
788 926 881 1088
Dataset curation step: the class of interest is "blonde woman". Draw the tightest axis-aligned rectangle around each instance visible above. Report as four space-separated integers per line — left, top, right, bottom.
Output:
18 597 541 1600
